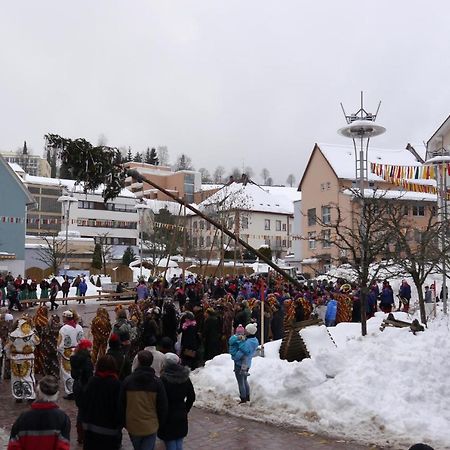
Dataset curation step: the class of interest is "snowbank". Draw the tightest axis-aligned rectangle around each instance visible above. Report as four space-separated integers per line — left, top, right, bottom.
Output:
191 314 450 449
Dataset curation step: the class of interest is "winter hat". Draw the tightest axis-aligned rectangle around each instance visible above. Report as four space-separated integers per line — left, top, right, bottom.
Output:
164 352 180 365
235 324 245 335
39 376 59 396
77 339 93 351
245 323 257 336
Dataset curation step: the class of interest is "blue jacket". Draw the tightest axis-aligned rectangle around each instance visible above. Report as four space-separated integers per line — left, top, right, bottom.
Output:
79 280 88 295
399 283 411 300
228 334 242 359
233 336 259 369
325 299 338 322
380 287 394 306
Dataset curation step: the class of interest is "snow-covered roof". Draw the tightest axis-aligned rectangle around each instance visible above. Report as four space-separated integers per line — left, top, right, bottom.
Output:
262 185 301 203
200 183 223 191
197 182 295 215
318 143 424 182
343 188 437 202
8 162 25 174
14 172 136 199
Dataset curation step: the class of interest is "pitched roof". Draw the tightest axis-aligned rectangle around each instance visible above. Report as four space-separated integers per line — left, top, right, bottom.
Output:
0 154 35 205
300 143 424 189
197 181 296 215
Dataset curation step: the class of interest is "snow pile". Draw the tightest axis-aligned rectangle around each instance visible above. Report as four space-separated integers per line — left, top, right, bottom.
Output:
191 314 450 449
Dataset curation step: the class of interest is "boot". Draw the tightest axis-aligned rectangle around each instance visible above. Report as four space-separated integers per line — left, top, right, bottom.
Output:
239 397 247 404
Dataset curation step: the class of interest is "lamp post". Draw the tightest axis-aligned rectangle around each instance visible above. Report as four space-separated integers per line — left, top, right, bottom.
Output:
338 93 385 336
135 202 151 281
57 194 77 277
424 154 450 315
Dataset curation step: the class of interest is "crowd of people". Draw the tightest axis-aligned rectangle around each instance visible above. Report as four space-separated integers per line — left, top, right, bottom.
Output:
0 270 436 450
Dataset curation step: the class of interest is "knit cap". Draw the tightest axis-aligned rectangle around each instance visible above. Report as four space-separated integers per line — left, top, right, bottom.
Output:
164 352 180 364
235 324 245 335
245 322 257 336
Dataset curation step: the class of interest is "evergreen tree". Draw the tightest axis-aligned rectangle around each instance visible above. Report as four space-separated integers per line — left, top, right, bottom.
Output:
144 147 151 164
122 246 136 266
59 161 72 179
92 243 102 269
127 147 133 162
46 148 51 165
149 148 159 165
50 150 57 178
133 152 143 162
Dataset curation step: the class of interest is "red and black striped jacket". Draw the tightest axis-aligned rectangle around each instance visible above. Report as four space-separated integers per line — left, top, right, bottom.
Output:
8 402 70 450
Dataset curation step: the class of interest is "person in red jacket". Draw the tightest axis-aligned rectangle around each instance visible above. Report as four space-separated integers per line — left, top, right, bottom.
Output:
8 375 71 450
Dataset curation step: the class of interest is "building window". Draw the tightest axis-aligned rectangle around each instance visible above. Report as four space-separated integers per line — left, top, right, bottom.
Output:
322 229 331 248
412 205 425 216
200 220 205 230
206 221 211 230
241 216 249 229
276 220 281 231
282 223 286 231
264 236 271 246
320 183 325 191
199 236 204 247
282 239 287 247
193 221 198 229
276 236 282 248
307 208 316 226
206 236 211 247
308 231 316 249
227 217 234 229
264 219 271 230
321 206 331 224
192 237 198 247
326 182 331 190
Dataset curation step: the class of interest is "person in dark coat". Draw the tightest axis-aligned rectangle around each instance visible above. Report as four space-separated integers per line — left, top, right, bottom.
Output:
157 353 195 450
202 308 221 361
379 281 395 313
81 355 122 450
106 333 132 381
162 302 178 344
270 303 284 340
180 312 199 370
71 339 94 445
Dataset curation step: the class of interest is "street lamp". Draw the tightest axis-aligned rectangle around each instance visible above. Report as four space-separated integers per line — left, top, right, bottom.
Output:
424 154 450 314
135 201 151 280
338 93 386 336
57 193 77 277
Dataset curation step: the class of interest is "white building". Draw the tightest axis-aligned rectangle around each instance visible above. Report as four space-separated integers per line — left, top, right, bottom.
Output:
187 181 300 258
9 166 139 261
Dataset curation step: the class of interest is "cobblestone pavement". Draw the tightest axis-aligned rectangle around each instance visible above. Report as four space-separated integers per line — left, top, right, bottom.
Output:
0 302 386 450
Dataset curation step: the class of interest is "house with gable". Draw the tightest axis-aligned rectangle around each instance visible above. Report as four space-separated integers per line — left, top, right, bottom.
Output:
297 143 436 276
187 178 300 260
0 154 35 275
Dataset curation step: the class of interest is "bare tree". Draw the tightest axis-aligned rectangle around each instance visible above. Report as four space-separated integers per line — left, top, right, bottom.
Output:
286 174 296 187
198 168 212 183
315 189 403 335
230 167 241 180
244 166 254 179
261 168 270 185
266 177 273 186
384 203 448 324
157 146 169 166
35 235 69 275
213 166 225 183
96 233 113 275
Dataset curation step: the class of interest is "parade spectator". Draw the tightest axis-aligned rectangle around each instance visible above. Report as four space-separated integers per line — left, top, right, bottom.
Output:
180 312 200 370
61 277 71 305
398 279 412 312
71 339 94 444
78 277 88 304
379 281 395 313
119 350 168 450
39 279 50 305
49 278 59 311
231 322 259 404
325 297 338 327
82 355 123 450
158 353 195 450
7 376 70 450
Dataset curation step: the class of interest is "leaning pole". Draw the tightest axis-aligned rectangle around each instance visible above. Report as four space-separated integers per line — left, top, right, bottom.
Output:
127 169 302 288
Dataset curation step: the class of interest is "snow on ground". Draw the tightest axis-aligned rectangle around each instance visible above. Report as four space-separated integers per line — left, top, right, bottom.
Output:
191 313 450 449
0 428 8 448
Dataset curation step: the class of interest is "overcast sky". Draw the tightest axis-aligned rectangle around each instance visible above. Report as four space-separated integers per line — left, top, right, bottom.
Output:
1 1 450 185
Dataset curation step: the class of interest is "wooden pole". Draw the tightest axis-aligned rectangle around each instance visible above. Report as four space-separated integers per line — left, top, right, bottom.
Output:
127 169 302 288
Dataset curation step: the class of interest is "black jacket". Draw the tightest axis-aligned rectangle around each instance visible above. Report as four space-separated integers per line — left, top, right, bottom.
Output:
70 349 94 409
81 374 122 450
157 363 195 441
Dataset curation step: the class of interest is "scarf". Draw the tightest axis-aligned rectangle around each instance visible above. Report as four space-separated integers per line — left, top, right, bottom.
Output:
96 370 119 380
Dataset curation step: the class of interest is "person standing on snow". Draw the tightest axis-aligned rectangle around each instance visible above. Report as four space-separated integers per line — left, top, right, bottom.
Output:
230 322 259 404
